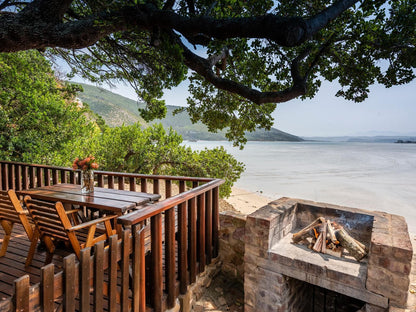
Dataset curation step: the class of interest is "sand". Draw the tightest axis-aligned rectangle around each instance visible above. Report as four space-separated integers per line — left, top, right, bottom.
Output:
223 187 272 215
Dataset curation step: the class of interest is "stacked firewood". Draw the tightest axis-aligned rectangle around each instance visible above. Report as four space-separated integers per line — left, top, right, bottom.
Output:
292 217 368 261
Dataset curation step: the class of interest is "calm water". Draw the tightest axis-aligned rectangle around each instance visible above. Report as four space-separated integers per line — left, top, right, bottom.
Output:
184 141 416 233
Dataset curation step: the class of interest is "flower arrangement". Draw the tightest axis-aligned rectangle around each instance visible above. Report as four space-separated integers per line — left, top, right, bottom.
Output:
72 156 99 171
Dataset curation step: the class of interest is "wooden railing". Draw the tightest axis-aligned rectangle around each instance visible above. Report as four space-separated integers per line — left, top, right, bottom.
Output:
0 161 223 311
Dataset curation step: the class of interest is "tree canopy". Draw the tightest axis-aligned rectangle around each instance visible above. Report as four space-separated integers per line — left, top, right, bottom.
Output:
0 50 244 196
0 0 415 144
0 50 99 163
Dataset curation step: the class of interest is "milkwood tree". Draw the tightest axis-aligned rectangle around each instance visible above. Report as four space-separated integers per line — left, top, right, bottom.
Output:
0 0 415 145
91 123 244 197
0 50 100 164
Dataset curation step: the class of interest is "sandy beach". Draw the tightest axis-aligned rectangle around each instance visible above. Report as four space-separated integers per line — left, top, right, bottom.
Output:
223 187 272 215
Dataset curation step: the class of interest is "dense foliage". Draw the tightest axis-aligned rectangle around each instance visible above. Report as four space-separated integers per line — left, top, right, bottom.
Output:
90 123 244 197
0 50 244 197
0 50 99 163
1 0 414 145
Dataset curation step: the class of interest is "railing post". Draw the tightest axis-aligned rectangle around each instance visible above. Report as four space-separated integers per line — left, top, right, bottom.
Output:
29 166 35 189
63 254 76 312
13 275 30 312
165 206 176 309
15 164 21 191
109 235 118 312
60 169 67 184
198 193 206 272
132 223 147 312
153 178 159 195
80 248 91 312
0 163 3 190
164 179 176 308
165 179 171 199
140 178 147 192
129 177 136 191
178 188 188 293
8 163 15 190
213 186 220 257
41 263 55 311
151 214 163 311
206 189 213 263
52 169 59 185
93 241 104 312
108 175 114 189
118 176 124 190
69 170 76 184
22 165 28 190
97 173 104 187
36 167 43 187
189 197 197 283
121 230 131 312
44 168 51 186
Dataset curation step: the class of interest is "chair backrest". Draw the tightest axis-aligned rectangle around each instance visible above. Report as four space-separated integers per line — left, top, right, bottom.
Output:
0 190 33 239
0 190 22 223
23 195 117 261
24 196 70 242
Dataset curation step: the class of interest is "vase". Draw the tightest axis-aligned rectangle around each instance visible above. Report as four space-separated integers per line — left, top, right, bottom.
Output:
81 169 94 194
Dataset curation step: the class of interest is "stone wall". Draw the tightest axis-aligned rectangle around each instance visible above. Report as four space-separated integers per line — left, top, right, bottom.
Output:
366 212 413 308
244 198 299 312
219 211 247 280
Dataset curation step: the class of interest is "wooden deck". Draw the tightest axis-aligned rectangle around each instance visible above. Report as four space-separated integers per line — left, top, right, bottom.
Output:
0 223 72 300
0 161 222 311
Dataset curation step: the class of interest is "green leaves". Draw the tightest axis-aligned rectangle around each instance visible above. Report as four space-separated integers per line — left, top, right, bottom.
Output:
0 50 99 164
92 123 244 197
4 0 414 146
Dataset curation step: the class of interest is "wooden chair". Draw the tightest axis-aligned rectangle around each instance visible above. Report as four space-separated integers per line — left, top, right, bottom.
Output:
24 195 118 264
0 190 39 267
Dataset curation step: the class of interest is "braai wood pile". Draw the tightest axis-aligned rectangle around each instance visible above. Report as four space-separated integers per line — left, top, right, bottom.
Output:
292 217 368 261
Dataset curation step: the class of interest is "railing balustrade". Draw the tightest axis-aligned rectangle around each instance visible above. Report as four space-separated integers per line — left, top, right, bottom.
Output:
0 160 223 311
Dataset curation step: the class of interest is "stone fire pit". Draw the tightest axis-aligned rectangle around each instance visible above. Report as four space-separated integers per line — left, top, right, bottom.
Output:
244 198 413 312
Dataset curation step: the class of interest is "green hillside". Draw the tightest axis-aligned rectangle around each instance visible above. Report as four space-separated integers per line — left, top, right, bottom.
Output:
75 82 303 142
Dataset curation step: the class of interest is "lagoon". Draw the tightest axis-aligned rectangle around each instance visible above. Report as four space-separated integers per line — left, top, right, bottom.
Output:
184 141 416 233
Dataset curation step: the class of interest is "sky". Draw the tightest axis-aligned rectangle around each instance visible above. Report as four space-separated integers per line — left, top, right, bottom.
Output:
77 76 416 138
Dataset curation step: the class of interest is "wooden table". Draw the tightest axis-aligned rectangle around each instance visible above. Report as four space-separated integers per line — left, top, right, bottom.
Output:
20 184 161 231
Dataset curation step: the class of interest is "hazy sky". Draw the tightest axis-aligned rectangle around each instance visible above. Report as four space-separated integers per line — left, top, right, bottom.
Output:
91 77 416 138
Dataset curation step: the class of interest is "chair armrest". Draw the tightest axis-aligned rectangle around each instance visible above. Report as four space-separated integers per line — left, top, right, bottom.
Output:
65 208 82 215
17 210 30 216
67 214 118 232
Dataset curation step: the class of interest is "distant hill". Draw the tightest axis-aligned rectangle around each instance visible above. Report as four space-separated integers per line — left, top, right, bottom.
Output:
75 82 303 142
303 136 416 143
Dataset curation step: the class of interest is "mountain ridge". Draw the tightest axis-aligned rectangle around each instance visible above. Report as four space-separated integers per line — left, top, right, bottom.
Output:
75 82 303 142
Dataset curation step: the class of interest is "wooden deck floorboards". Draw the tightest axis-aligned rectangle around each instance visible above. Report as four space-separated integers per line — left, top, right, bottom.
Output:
0 222 175 311
0 223 72 300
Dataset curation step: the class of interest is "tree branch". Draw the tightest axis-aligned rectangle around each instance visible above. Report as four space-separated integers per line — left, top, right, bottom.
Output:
185 0 195 15
306 0 359 37
177 37 306 104
162 0 175 11
0 1 358 52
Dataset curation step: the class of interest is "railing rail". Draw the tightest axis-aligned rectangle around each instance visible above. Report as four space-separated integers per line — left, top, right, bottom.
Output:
0 160 224 311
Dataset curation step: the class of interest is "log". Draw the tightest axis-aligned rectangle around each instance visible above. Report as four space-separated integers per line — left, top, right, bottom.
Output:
335 227 367 261
321 219 327 254
292 217 325 244
313 232 324 253
325 247 342 258
326 219 337 243
353 238 368 253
